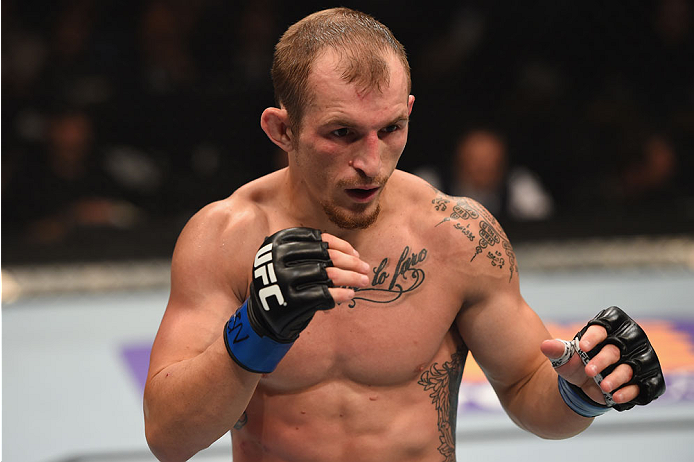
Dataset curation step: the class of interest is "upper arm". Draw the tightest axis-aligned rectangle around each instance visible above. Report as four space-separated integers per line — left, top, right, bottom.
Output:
147 200 264 381
431 193 552 405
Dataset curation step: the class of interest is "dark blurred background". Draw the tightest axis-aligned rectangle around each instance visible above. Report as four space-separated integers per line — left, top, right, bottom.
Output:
3 0 694 265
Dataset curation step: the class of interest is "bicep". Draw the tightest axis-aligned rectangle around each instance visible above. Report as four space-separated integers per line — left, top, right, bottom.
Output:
456 288 551 399
147 210 249 380
432 194 552 399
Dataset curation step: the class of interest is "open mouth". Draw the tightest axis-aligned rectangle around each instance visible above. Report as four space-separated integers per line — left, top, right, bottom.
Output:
345 187 379 203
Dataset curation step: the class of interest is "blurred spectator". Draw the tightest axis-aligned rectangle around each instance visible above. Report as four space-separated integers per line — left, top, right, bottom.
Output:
37 0 119 109
138 0 202 94
2 2 692 263
606 132 683 206
418 129 555 221
3 109 145 245
2 7 48 100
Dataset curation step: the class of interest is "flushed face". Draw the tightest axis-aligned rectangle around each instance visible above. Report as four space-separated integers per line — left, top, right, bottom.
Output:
289 50 414 229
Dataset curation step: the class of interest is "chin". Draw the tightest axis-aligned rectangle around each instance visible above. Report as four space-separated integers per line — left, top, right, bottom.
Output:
321 202 381 230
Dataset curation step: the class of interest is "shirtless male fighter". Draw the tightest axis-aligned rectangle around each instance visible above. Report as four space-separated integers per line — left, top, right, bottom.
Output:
144 8 665 462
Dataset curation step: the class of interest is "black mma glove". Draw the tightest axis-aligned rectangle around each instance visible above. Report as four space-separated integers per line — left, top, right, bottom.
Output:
224 227 335 373
574 306 666 411
555 306 666 416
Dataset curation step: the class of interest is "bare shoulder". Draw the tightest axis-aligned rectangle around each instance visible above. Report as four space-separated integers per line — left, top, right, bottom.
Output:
148 176 283 374
170 172 283 304
392 170 519 287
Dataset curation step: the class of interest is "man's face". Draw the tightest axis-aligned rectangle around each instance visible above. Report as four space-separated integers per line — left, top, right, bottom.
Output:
289 50 414 229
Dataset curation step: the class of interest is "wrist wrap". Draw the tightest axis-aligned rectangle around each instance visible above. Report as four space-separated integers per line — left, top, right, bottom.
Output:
224 300 294 374
558 376 610 418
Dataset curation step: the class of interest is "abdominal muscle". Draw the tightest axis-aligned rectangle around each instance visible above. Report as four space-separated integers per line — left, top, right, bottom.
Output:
230 284 466 462
231 378 442 462
230 326 466 462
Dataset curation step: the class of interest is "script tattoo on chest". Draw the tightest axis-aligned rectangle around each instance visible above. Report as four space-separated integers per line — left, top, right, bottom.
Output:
349 245 427 307
432 193 518 282
418 346 467 462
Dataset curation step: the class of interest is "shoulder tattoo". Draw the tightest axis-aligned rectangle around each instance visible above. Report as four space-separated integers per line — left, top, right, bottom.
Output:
432 192 518 282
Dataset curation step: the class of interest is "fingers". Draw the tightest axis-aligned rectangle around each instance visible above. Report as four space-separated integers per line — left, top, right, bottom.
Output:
548 324 642 407
584 343 620 378
600 363 633 391
579 328 640 405
599 363 639 404
323 232 369 286
326 266 369 289
327 248 370 275
612 383 640 404
577 325 607 353
322 233 370 305
322 232 360 258
328 287 357 305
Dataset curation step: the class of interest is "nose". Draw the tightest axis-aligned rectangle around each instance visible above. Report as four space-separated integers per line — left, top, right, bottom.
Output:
351 132 382 178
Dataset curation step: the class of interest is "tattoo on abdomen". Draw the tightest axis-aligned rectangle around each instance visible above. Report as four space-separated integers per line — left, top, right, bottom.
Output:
418 347 467 462
432 193 518 282
349 245 427 307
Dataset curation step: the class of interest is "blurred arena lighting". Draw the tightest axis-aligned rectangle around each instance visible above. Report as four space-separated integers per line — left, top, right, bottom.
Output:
515 235 694 272
2 259 171 303
2 235 693 303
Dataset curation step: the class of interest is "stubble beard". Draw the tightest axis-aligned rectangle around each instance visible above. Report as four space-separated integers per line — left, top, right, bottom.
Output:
319 174 390 229
320 200 381 229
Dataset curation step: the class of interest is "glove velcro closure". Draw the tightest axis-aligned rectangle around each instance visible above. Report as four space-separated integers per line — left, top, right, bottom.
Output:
224 301 294 374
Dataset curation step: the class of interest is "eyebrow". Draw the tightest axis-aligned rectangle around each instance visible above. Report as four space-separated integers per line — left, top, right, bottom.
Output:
322 114 409 129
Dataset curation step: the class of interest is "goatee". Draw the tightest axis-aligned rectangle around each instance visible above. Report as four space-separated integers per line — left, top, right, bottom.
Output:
321 202 381 229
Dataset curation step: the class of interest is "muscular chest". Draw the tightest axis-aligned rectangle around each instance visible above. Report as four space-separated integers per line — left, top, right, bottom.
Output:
262 240 464 390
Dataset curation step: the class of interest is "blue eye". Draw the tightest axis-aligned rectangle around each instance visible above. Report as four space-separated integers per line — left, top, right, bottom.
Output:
332 128 350 137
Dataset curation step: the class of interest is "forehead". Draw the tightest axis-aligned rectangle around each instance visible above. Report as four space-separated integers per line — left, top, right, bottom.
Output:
304 50 410 125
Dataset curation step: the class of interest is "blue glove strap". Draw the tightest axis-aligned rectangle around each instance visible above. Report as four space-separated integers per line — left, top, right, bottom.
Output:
558 375 611 418
224 301 294 374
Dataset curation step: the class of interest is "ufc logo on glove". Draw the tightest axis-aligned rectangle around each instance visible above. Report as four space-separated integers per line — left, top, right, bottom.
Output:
224 228 335 373
253 243 286 311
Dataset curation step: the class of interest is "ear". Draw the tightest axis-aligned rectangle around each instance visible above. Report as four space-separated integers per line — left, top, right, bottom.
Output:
261 107 294 152
407 95 415 116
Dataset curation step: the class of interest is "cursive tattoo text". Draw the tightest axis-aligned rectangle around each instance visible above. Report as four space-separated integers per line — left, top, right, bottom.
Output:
349 245 427 307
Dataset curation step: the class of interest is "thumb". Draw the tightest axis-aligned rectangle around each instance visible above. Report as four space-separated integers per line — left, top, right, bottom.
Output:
541 338 573 362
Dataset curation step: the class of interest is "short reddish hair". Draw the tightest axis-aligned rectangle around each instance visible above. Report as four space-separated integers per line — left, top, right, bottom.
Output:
271 7 411 131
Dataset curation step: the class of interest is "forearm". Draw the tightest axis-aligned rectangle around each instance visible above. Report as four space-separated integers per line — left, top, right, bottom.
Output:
144 335 260 461
504 361 593 439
